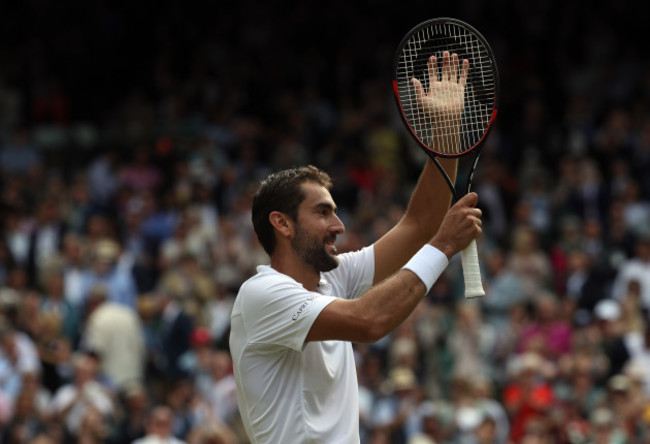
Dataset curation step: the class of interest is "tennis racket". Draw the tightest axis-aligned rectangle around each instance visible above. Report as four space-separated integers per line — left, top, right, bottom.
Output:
392 17 499 298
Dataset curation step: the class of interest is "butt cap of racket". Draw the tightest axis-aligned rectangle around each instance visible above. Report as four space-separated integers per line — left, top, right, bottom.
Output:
460 239 485 298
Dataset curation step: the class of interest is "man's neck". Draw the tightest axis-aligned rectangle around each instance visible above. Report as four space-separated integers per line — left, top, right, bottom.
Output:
270 254 320 292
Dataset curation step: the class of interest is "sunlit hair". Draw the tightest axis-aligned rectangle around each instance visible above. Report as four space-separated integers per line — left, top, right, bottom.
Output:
252 166 333 255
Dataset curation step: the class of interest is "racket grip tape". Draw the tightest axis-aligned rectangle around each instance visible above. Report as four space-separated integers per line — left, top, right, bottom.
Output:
460 239 485 298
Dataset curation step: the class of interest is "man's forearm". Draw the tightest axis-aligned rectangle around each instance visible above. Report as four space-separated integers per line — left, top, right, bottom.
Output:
354 269 428 342
404 156 458 239
371 157 458 284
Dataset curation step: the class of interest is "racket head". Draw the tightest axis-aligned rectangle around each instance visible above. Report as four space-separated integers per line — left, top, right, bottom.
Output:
392 17 500 158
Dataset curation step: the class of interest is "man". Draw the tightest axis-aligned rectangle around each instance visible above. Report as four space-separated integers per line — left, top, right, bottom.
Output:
612 235 650 311
131 405 187 444
229 52 482 443
50 352 116 440
80 238 139 309
0 318 41 403
81 284 146 394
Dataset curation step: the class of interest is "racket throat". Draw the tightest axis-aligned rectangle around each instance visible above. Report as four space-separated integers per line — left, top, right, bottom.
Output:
429 153 459 202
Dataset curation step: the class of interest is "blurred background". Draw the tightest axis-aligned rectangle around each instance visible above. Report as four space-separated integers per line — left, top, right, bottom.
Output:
1 0 650 443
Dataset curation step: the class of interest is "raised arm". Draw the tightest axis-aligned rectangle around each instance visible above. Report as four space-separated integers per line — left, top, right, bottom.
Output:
372 157 456 284
307 192 482 343
372 51 468 284
306 51 476 343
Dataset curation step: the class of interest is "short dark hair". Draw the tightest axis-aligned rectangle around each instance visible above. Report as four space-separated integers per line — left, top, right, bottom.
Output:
252 166 332 255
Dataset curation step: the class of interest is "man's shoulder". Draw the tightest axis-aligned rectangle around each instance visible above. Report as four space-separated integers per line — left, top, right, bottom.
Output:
234 266 297 309
91 302 135 320
240 265 300 292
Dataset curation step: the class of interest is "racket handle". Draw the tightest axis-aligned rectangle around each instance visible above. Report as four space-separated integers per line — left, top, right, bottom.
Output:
461 239 485 298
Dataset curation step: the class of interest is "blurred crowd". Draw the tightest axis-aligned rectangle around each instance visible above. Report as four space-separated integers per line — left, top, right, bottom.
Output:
1 0 650 443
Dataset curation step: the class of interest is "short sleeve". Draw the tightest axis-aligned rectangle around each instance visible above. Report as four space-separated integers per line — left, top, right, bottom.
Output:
238 274 337 351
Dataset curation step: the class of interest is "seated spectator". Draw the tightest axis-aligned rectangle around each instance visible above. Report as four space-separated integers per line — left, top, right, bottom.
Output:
505 225 553 299
0 319 41 403
406 400 454 444
159 252 216 320
447 301 498 382
60 233 91 310
81 284 146 395
205 283 235 349
200 350 238 427
612 235 650 311
179 326 213 388
119 145 163 194
146 290 194 383
79 238 138 309
26 196 68 286
49 352 116 441
516 291 572 360
587 407 627 444
132 405 187 444
38 259 80 346
592 298 631 379
502 352 555 443
115 383 150 444
0 127 42 175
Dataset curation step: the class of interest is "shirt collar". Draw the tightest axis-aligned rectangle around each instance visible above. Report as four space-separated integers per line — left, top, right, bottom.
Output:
256 265 332 294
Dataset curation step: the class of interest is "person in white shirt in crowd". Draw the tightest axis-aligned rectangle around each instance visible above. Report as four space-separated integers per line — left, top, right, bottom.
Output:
612 235 650 311
0 318 41 403
81 283 146 395
49 351 115 440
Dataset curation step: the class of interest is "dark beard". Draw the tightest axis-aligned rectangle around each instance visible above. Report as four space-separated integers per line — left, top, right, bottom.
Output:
292 226 339 273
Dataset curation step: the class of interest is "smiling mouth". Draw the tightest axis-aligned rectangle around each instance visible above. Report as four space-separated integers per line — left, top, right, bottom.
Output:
325 238 338 254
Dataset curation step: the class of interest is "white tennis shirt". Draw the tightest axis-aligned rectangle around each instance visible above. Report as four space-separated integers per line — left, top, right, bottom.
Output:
230 246 374 444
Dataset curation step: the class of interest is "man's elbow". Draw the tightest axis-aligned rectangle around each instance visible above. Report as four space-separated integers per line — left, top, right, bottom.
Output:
355 317 391 344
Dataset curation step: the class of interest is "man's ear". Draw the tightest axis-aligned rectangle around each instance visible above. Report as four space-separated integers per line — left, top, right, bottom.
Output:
269 211 294 238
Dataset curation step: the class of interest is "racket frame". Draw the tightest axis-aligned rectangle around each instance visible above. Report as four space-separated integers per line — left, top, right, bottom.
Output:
391 17 500 297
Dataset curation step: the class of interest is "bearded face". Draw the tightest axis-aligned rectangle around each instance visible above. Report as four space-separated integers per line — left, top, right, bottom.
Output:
292 222 339 273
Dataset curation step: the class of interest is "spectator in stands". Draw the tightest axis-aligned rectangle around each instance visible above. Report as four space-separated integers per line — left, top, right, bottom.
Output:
25 196 68 286
505 225 552 299
81 284 146 395
502 352 555 443
612 235 650 311
50 352 116 441
132 405 187 444
0 318 41 403
0 127 42 175
154 289 194 382
80 238 138 310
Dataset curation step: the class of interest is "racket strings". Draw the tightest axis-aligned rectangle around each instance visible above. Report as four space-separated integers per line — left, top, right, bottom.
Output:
396 22 495 155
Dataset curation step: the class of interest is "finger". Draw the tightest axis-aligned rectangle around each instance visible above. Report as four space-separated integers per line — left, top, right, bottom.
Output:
451 53 459 82
428 55 438 88
441 51 450 81
459 59 469 88
411 78 426 106
456 191 479 208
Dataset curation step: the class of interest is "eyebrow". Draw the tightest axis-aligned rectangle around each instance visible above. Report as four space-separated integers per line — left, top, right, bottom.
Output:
314 202 337 212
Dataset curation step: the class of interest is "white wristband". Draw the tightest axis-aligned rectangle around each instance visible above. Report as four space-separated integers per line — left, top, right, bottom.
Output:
402 244 449 292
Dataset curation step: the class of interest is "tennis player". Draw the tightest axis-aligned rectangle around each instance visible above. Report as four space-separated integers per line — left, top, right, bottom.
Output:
229 56 482 444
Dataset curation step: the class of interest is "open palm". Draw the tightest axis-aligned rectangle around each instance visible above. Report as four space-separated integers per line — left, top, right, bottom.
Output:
411 51 469 121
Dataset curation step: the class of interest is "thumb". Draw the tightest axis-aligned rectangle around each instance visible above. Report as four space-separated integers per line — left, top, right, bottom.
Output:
455 192 478 208
411 78 426 106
